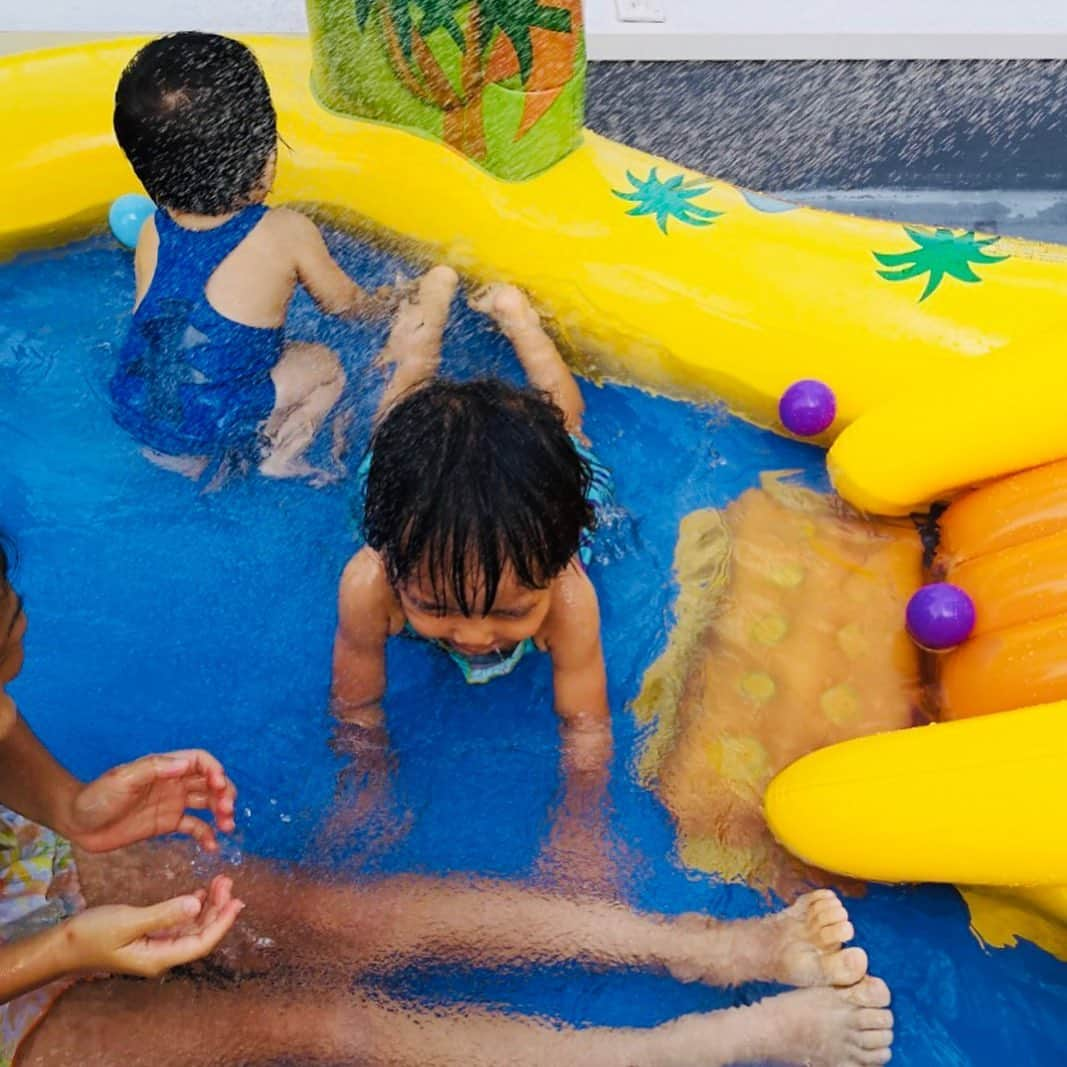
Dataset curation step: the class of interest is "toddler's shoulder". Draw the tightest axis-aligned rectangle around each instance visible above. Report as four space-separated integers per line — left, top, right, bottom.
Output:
339 547 391 602
262 205 321 243
550 562 601 627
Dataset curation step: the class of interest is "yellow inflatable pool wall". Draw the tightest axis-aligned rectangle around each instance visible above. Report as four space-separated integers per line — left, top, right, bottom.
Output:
766 702 1067 959
4 32 1067 960
7 36 1067 447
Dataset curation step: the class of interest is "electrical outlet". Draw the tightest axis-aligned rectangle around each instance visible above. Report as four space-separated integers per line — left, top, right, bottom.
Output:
615 0 667 24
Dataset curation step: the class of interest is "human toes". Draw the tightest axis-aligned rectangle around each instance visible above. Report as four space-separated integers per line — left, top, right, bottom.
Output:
805 890 856 947
849 1006 894 1064
844 975 892 1009
823 944 869 986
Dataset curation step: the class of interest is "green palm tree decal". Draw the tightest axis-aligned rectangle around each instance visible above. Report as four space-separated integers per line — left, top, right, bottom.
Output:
874 226 1008 301
613 168 723 234
477 0 573 85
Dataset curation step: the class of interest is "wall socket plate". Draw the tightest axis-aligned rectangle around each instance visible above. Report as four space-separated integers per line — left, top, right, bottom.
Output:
615 0 667 24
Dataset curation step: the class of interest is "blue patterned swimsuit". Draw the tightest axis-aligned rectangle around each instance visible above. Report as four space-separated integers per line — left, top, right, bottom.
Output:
110 205 282 457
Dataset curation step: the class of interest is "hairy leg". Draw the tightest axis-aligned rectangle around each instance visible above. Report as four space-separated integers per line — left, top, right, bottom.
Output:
76 845 864 990
18 973 892 1067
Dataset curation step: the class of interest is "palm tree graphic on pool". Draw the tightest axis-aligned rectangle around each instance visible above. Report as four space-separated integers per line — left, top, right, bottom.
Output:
874 226 1009 301
613 168 724 234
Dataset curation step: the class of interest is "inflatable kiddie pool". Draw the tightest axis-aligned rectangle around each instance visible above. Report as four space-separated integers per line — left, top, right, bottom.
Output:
3 3 1067 961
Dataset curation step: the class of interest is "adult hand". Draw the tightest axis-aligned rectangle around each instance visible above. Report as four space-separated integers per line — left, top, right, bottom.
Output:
64 876 243 978
65 750 237 854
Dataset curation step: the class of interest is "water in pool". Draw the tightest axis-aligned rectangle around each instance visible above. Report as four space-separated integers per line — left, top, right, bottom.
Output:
1 220 1064 1064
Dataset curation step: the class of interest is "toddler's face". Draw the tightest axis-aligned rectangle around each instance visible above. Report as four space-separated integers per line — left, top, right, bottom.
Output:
398 564 553 657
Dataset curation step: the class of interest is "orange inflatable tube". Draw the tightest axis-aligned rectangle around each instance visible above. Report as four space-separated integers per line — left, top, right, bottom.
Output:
938 457 1067 565
948 528 1067 637
940 611 1067 720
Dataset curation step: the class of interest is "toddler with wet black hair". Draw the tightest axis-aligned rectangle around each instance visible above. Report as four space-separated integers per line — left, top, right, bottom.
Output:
110 32 401 482
331 267 617 879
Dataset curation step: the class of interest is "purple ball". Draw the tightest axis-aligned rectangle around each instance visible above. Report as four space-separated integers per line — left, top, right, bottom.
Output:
779 379 837 437
906 583 976 651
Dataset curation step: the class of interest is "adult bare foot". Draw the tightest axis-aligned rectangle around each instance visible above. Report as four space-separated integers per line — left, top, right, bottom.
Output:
660 976 893 1066
669 890 868 989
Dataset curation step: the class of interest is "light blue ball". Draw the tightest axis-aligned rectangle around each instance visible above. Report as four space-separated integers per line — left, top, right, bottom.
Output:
109 194 155 250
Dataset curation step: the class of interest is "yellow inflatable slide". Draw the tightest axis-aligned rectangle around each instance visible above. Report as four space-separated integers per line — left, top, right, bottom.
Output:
3 12 1067 958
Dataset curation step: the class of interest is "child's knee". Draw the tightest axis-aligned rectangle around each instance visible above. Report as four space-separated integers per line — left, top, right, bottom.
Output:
291 343 344 391
319 352 346 402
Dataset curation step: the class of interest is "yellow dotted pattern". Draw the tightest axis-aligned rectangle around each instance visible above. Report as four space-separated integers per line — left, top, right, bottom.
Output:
769 561 806 588
751 614 789 646
836 622 867 659
706 735 772 781
820 683 861 724
739 671 777 704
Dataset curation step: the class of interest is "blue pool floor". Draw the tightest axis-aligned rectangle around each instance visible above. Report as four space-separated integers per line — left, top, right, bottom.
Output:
0 227 1065 1064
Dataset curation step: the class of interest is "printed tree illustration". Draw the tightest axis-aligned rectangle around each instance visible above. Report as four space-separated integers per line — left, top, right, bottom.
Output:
613 169 723 234
307 0 585 180
874 226 1009 301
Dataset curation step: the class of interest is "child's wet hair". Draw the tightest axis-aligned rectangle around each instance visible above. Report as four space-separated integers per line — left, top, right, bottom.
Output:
114 32 277 215
364 379 594 616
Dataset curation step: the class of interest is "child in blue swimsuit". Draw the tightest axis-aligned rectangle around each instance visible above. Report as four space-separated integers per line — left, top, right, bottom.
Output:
331 268 616 872
110 33 399 481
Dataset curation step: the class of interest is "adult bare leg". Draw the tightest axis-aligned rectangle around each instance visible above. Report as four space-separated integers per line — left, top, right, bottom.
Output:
76 845 867 990
18 972 892 1067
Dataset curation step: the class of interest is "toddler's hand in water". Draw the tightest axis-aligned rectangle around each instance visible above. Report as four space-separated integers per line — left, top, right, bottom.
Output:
63 876 243 978
65 749 237 854
319 721 413 863
358 278 417 320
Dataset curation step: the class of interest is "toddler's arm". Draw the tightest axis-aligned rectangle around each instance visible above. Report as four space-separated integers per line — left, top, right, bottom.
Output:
0 695 242 1003
280 209 399 320
329 549 398 799
541 567 615 888
331 549 393 719
0 695 235 853
132 214 160 309
548 568 612 755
